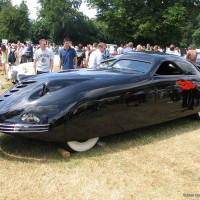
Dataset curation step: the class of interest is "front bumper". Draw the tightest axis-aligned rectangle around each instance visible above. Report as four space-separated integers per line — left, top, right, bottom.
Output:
0 123 66 142
0 123 49 134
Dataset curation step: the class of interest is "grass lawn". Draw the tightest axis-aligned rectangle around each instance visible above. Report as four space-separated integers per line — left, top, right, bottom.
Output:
0 69 200 200
0 74 13 94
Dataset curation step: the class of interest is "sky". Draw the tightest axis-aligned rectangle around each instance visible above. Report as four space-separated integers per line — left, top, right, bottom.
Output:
11 0 97 20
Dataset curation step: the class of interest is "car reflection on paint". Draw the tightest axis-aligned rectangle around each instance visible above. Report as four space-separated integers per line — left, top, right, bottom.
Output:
1 51 200 152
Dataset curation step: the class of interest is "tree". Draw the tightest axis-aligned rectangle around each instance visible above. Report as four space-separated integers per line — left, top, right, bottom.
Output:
0 0 31 42
0 0 7 10
0 0 18 42
16 1 31 42
192 14 200 47
37 0 99 44
30 19 49 44
85 0 200 47
37 0 81 42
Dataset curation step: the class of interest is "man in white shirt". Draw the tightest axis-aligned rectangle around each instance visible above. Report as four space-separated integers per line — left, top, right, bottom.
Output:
88 42 106 68
33 39 54 74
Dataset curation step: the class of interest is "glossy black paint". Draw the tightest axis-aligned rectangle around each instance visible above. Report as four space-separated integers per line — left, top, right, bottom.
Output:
0 52 200 142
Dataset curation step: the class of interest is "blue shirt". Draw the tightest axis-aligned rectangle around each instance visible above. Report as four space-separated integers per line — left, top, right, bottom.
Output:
59 47 77 70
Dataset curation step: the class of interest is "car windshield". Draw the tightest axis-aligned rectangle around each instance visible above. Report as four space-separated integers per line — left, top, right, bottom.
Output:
197 53 200 59
95 59 116 70
111 59 152 74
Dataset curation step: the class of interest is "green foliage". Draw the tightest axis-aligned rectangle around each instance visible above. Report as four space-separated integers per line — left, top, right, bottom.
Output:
0 0 7 10
37 0 99 44
30 19 49 44
0 0 17 42
161 3 186 45
1 0 200 47
192 14 200 47
16 1 31 41
86 0 200 47
0 0 30 43
192 29 200 47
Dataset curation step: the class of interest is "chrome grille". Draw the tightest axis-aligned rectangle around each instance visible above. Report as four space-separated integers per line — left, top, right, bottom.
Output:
0 123 49 133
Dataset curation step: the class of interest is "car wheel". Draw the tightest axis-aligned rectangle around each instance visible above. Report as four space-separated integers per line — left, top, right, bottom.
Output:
64 137 99 152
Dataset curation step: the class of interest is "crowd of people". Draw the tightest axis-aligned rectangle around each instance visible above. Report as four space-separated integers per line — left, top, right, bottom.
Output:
0 41 33 78
0 38 199 80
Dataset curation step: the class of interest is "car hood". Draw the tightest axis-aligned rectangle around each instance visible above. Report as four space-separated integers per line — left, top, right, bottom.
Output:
0 68 148 123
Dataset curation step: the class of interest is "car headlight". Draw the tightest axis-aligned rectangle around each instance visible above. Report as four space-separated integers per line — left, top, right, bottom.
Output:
21 113 40 122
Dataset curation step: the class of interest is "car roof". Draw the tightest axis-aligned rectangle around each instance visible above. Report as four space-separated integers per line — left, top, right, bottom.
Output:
115 51 183 63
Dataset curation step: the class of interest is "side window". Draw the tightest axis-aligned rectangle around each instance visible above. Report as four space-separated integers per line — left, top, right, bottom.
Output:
96 59 116 70
155 61 184 75
112 59 152 73
176 61 199 75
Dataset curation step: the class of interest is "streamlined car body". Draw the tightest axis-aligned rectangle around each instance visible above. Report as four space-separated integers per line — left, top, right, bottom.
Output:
0 52 200 152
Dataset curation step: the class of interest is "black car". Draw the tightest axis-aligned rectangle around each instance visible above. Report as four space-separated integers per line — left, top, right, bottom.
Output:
0 52 200 152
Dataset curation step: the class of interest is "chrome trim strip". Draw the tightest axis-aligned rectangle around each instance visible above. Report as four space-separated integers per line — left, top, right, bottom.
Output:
0 123 49 133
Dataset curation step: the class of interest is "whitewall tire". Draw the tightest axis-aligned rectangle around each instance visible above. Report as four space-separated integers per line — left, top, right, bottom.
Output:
65 137 99 152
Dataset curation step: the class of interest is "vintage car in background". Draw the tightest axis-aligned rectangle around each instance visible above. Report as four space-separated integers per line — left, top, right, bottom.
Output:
7 62 35 83
0 52 200 152
7 55 60 83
